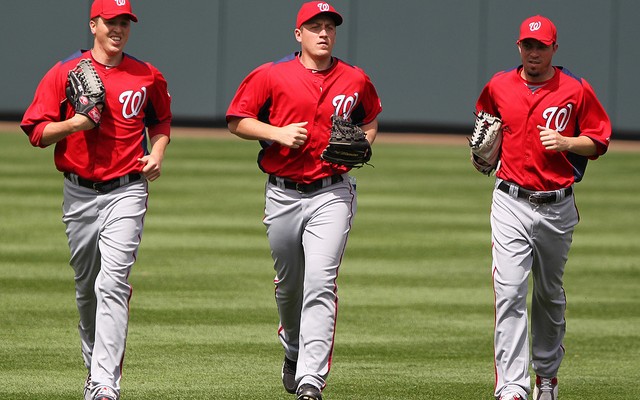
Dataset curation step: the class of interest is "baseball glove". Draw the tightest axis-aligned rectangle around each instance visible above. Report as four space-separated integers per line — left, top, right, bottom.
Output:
321 115 372 168
468 110 503 175
66 59 105 127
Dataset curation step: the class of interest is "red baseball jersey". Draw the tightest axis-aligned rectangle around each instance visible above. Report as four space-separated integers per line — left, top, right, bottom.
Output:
226 52 382 183
21 50 172 182
476 66 611 191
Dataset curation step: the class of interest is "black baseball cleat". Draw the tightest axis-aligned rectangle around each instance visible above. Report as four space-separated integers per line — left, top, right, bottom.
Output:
296 384 322 400
282 356 297 394
83 373 92 400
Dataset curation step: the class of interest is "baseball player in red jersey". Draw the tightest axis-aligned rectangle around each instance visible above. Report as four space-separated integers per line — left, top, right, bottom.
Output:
473 16 611 400
20 1 171 399
227 2 382 399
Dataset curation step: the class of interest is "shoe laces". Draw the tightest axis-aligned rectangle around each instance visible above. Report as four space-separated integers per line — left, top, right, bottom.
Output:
93 386 118 400
500 395 523 400
538 377 557 392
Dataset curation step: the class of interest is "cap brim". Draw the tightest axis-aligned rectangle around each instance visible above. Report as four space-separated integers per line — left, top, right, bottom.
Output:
299 11 342 28
517 37 553 45
100 12 138 22
331 13 343 26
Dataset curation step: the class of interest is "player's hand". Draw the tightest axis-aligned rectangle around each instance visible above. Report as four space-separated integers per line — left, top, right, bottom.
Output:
72 104 104 130
538 125 569 152
137 154 163 182
277 122 308 149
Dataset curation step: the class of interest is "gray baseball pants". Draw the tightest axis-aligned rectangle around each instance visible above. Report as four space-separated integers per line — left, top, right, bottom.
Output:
491 180 578 399
263 174 356 391
62 178 148 399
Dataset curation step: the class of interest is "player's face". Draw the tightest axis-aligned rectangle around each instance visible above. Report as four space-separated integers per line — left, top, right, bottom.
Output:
518 39 558 82
90 16 131 57
296 16 336 60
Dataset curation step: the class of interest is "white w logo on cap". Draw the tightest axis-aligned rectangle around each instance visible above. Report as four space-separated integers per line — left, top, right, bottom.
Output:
529 21 542 31
317 3 330 12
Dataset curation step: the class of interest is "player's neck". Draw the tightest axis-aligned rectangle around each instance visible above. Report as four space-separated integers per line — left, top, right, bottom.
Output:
298 53 334 72
90 48 124 68
520 66 555 83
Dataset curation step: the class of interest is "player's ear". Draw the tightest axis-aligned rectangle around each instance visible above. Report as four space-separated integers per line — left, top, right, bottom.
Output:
89 18 97 35
294 28 302 43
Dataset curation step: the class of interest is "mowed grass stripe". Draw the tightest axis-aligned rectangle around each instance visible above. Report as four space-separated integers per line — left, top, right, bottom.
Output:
1 131 638 399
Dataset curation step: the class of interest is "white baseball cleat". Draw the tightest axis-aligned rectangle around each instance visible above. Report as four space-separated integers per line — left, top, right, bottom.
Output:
500 394 525 400
533 376 558 400
93 385 118 400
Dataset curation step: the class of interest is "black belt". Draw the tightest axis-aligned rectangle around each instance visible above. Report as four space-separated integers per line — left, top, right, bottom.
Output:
64 172 142 193
268 174 343 194
498 181 573 205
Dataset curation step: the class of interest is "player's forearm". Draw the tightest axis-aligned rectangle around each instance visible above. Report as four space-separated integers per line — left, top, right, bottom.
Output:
149 134 170 160
40 115 95 146
362 119 378 144
565 135 597 156
228 117 281 142
138 134 170 182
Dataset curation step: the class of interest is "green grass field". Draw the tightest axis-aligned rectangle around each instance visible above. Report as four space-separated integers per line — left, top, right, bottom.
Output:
1 129 638 399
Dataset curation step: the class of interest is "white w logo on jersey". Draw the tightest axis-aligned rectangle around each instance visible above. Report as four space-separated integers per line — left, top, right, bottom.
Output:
332 92 359 119
119 87 147 119
542 104 573 133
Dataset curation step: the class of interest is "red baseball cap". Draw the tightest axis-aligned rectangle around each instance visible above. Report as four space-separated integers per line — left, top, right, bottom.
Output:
517 15 556 45
91 0 138 23
296 1 343 29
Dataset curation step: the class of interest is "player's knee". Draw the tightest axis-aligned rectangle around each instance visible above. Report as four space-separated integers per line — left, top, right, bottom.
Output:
533 286 566 305
94 272 130 300
495 284 527 307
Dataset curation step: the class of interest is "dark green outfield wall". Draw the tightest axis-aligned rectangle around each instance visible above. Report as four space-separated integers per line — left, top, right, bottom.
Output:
3 0 638 136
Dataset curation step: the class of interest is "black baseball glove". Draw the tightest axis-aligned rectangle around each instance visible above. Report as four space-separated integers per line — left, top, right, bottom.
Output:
321 115 372 168
66 59 105 127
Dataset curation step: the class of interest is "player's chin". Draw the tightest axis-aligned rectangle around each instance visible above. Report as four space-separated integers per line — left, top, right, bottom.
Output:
524 66 541 78
108 39 127 51
315 44 332 53
313 50 332 60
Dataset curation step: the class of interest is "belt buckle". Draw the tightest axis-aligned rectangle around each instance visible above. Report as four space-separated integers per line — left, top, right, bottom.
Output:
92 180 114 193
295 183 306 194
528 192 554 205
